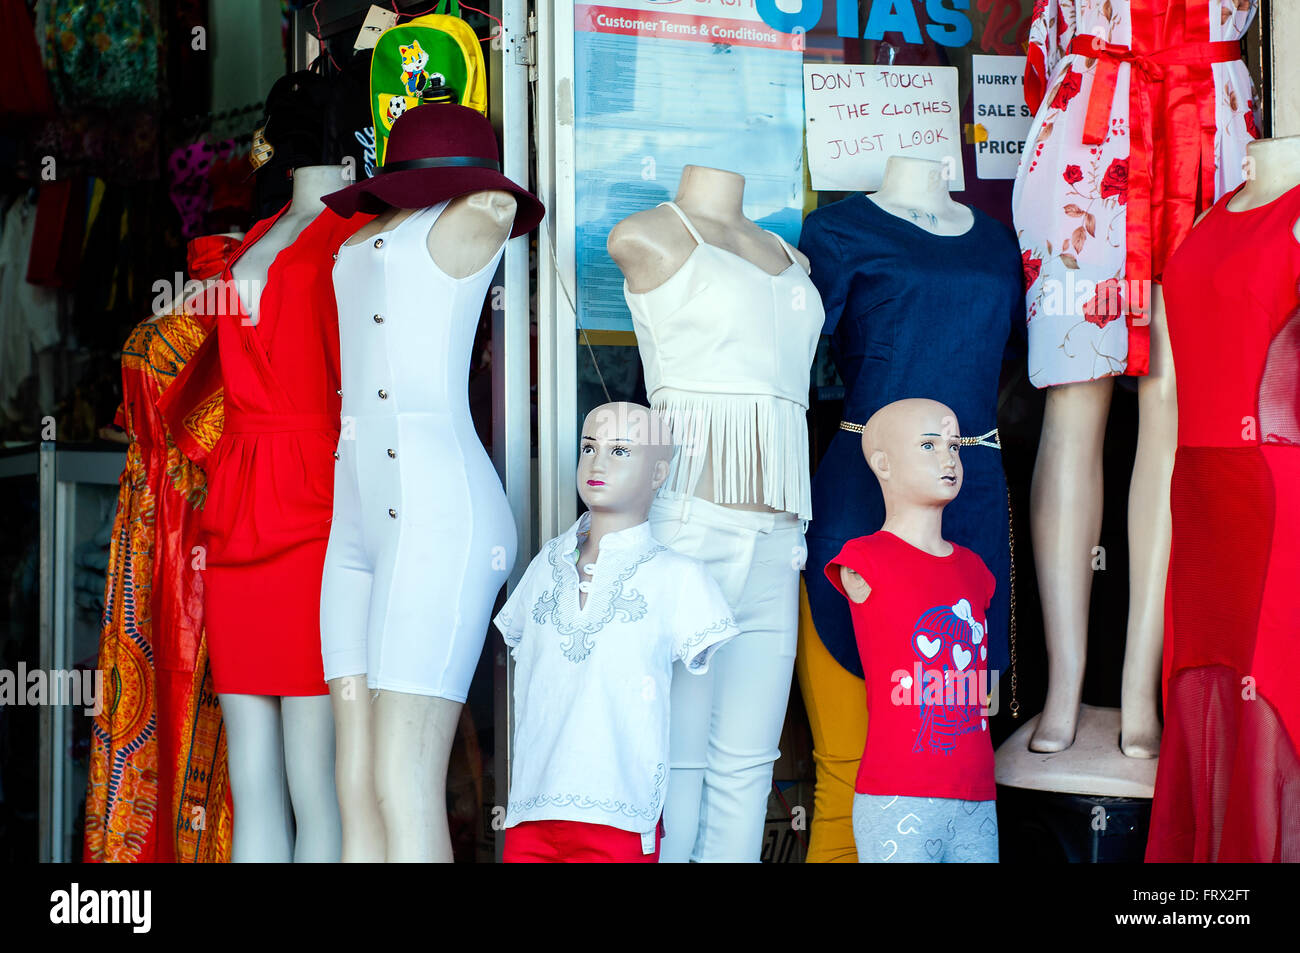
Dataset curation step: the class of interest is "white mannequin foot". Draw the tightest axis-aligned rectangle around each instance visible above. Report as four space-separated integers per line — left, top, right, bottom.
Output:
1028 692 1081 753
1118 699 1162 759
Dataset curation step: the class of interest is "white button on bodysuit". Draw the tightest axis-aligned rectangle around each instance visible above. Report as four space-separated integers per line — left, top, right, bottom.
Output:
320 200 517 700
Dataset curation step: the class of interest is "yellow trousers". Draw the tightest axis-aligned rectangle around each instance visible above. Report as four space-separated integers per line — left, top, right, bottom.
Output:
794 580 869 863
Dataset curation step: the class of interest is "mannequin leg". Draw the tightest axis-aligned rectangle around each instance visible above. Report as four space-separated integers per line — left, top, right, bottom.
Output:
695 625 796 861
373 690 461 862
651 498 798 862
329 675 386 861
1122 290 1177 758
650 499 720 863
660 667 712 862
794 584 868 863
281 694 341 862
1029 378 1114 752
219 693 293 863
694 520 801 862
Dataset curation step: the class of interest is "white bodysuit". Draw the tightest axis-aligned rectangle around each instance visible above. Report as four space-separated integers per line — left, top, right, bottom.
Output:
321 200 516 700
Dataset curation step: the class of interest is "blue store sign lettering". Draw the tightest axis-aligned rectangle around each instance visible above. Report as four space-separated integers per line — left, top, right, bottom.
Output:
755 0 973 48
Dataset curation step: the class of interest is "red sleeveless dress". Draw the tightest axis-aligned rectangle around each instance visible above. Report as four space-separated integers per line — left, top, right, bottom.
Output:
1149 182 1300 862
164 206 368 696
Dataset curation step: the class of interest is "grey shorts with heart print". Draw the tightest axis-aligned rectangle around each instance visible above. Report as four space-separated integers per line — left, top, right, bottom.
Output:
852 793 998 863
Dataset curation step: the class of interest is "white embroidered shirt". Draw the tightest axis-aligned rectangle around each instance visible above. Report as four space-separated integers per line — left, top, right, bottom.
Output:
495 513 739 834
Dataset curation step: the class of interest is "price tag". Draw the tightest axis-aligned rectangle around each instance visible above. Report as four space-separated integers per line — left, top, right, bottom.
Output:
355 4 399 51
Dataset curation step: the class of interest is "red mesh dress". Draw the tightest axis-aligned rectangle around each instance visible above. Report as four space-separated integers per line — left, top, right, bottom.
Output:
163 206 370 696
1149 181 1300 862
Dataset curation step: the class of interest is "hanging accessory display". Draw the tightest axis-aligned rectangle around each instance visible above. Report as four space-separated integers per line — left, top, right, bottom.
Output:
321 103 544 236
368 0 487 165
249 125 273 169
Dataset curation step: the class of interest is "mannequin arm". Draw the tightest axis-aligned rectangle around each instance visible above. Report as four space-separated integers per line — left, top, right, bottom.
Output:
840 565 872 604
606 206 695 294
429 189 516 278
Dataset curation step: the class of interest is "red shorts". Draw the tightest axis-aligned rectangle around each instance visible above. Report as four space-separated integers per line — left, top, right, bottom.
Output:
504 819 663 863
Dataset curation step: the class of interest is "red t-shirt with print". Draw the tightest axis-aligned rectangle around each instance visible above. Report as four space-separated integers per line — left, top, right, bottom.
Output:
826 531 997 800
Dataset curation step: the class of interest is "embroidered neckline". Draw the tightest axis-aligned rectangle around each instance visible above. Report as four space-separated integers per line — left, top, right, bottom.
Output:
532 532 666 663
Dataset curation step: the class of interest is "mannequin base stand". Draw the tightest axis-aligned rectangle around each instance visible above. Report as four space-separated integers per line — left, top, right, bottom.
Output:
995 705 1156 863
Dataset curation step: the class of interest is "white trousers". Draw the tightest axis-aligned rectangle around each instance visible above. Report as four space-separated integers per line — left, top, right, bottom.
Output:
648 496 804 862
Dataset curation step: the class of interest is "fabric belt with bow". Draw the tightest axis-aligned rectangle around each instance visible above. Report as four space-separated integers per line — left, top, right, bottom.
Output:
1064 34 1242 376
1069 35 1242 145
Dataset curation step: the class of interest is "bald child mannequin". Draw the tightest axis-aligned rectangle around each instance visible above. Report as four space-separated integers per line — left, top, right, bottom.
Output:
575 402 674 591
495 403 741 862
827 398 999 863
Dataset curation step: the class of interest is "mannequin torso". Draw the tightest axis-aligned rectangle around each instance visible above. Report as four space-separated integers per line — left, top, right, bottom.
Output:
608 165 808 293
612 170 818 861
213 171 353 861
609 165 811 514
1141 132 1300 860
323 189 518 863
1029 137 1300 760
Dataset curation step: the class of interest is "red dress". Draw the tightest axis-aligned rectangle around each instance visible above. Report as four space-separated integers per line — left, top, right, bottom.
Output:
1149 182 1300 862
164 206 368 696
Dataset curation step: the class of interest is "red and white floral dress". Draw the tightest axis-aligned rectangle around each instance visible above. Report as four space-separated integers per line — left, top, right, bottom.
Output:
1012 0 1257 389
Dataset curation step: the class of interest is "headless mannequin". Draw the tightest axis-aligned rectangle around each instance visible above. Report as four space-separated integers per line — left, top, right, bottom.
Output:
576 401 674 601
330 188 516 863
867 158 995 691
220 166 347 862
1030 211 1174 759
867 156 975 237
607 165 810 513
609 166 812 861
1023 143 1300 758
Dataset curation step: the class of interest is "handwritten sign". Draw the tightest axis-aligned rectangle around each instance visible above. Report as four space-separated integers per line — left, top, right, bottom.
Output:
971 55 1032 180
804 64 963 192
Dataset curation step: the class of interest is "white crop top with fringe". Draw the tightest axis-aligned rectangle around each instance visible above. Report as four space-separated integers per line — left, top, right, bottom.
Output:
624 201 825 521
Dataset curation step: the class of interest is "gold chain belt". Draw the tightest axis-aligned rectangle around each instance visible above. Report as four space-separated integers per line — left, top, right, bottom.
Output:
839 421 1001 450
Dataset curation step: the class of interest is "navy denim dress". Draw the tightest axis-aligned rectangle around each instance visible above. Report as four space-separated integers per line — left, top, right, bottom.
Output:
798 193 1026 679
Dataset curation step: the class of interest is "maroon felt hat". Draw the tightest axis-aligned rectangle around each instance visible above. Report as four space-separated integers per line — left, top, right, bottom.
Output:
322 104 545 237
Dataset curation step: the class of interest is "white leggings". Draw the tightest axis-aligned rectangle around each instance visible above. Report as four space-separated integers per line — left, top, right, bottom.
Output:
648 496 804 862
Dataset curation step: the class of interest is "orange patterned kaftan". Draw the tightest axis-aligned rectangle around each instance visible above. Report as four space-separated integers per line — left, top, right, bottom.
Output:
84 236 237 862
